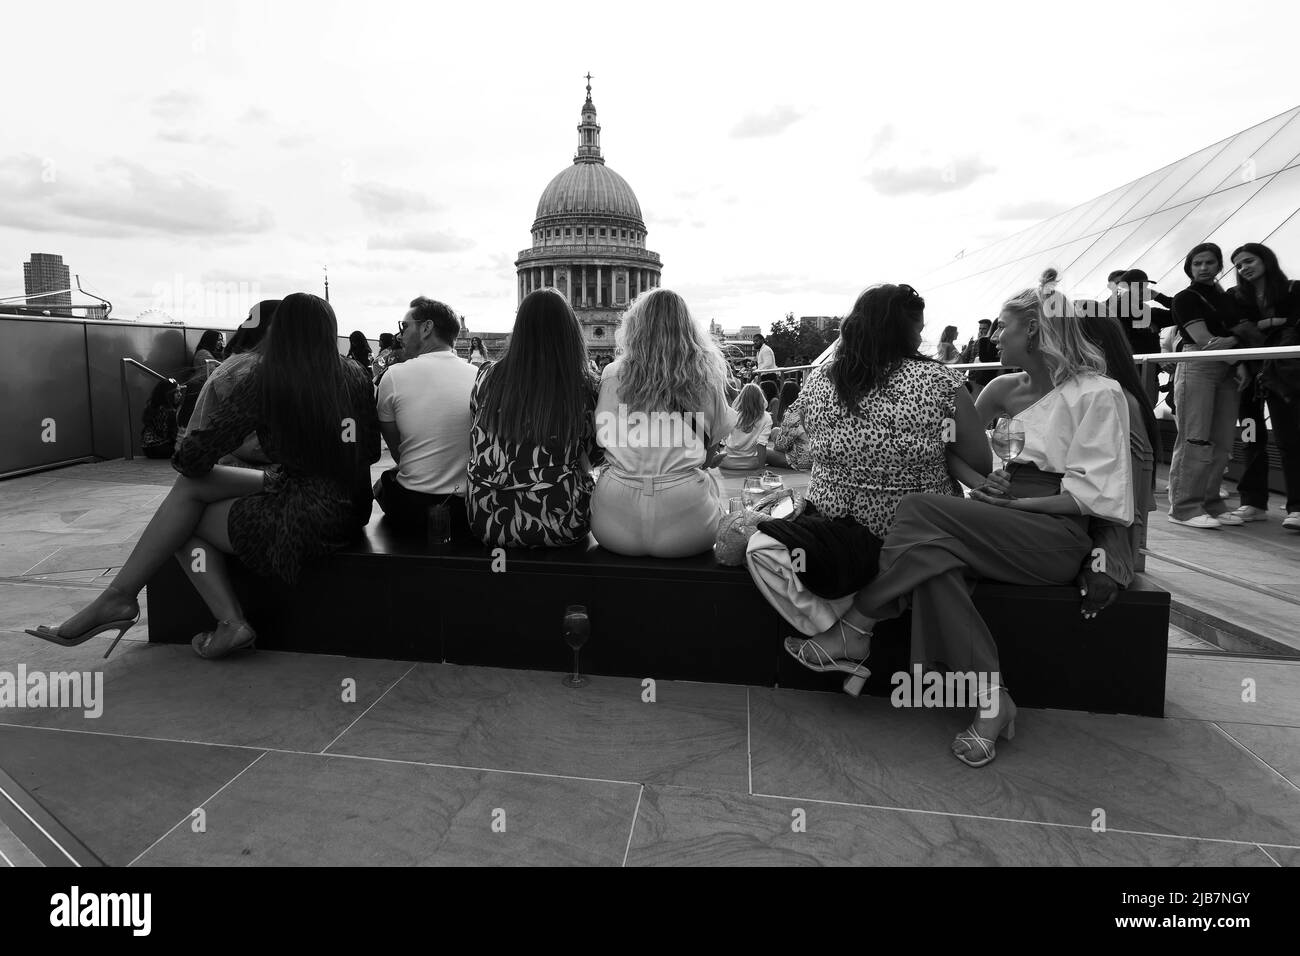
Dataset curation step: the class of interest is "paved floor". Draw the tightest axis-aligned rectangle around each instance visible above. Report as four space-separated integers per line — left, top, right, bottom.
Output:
0 458 1295 866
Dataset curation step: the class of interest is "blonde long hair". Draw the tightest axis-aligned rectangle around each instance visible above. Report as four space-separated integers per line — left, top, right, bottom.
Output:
733 382 767 432
615 288 731 414
1002 288 1107 386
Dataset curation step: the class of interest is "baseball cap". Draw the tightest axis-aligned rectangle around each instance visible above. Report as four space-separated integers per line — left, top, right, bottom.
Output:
1115 269 1156 285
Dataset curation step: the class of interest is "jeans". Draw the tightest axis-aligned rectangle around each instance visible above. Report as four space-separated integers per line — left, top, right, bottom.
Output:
1237 388 1300 513
1167 356 1238 520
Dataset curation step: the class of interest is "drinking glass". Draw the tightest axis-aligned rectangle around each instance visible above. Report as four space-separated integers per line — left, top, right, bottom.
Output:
562 605 590 688
728 497 744 514
990 418 1026 485
759 470 784 493
742 477 763 509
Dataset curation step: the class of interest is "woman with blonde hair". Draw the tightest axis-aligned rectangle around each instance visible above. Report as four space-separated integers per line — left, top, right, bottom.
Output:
590 288 737 557
785 288 1133 768
719 382 772 471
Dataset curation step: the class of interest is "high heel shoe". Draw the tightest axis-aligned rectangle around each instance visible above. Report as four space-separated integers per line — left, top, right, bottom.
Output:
953 685 1017 768
192 620 257 660
784 618 872 696
26 615 140 659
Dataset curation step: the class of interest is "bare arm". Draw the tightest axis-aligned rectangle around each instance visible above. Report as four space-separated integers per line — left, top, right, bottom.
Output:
379 420 402 465
946 384 993 487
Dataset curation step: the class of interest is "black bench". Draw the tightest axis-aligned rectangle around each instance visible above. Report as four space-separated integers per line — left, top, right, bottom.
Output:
146 514 1170 717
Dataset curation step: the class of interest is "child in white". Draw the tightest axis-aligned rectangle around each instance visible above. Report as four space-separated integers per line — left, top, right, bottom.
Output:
721 383 772 471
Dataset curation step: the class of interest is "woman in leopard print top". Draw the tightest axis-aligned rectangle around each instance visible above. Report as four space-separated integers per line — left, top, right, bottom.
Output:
787 285 987 537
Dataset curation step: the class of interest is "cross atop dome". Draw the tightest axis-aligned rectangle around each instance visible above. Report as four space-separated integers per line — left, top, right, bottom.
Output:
575 74 602 164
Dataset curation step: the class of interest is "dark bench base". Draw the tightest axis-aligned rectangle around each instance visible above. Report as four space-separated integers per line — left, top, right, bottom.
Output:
147 516 1170 717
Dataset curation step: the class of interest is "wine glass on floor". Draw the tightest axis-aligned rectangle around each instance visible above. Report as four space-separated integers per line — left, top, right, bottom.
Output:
742 476 763 509
562 605 590 688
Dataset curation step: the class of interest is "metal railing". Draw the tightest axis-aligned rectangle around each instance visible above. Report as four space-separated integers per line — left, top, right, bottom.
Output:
120 358 176 461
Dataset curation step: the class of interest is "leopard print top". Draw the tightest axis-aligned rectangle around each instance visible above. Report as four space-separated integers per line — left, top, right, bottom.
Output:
790 359 963 537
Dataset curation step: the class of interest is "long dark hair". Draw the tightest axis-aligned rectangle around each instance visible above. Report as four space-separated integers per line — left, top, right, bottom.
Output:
826 283 927 412
1080 314 1161 463
259 293 360 481
226 299 281 355
195 330 225 360
1231 242 1290 309
147 378 180 409
347 330 372 364
471 336 485 353
777 380 800 420
474 288 594 448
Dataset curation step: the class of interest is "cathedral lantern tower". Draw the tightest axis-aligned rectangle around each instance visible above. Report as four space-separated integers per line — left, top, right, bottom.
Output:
515 76 663 358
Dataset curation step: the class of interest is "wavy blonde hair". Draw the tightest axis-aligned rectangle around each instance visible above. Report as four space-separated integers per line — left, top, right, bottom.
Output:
1002 288 1107 386
615 288 731 414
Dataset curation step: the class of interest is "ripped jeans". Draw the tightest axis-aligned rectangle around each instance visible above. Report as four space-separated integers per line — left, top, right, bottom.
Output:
1167 355 1239 520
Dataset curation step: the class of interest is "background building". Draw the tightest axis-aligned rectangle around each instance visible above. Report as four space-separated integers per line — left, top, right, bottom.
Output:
800 315 840 334
516 80 662 359
915 106 1300 334
23 253 72 314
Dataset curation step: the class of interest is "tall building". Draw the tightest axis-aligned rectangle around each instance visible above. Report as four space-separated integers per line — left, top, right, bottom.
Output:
23 253 72 313
737 325 761 339
516 78 662 358
916 106 1300 331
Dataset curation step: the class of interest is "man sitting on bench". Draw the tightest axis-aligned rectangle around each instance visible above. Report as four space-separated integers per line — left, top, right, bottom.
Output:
374 296 478 537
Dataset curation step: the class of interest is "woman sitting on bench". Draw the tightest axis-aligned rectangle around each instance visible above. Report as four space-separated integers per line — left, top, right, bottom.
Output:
27 293 381 660
467 288 604 548
590 288 736 558
785 288 1133 768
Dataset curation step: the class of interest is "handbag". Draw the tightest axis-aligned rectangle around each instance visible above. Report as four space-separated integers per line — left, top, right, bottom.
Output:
713 488 805 565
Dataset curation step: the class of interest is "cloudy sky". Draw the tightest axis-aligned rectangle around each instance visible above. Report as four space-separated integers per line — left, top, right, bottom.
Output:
3 0 1298 341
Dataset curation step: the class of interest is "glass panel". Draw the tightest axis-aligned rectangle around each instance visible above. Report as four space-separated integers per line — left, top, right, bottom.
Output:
1121 142 1224 221
1205 111 1300 197
1053 220 1146 290
1067 183 1140 240
1024 196 1107 251
1071 205 1196 296
1072 170 1172 239
1255 206 1300 274
1143 179 1271 284
1163 108 1299 207
1203 165 1300 262
1102 165 1185 231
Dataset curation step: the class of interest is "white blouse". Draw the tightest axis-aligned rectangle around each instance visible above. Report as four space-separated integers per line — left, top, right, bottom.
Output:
1013 371 1134 525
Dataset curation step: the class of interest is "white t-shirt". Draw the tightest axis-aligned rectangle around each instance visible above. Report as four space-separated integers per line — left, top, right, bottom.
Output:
376 350 478 495
756 344 776 370
724 412 772 456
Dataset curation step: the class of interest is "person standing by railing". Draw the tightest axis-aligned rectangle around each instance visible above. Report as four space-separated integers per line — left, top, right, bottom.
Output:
1228 242 1300 530
1166 243 1250 529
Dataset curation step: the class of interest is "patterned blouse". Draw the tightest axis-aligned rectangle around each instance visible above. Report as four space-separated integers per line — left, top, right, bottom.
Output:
790 358 963 537
466 366 605 548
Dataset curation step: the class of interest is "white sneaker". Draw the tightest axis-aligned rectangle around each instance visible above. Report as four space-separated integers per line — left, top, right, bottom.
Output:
1168 514 1222 529
1284 512 1300 531
1211 512 1244 526
1231 505 1269 522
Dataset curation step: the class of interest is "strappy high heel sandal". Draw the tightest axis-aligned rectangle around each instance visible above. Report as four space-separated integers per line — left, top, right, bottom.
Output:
192 620 257 660
784 618 873 697
26 612 140 659
953 685 1017 768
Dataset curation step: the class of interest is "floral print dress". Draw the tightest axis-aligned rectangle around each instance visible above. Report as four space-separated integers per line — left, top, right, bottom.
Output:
466 368 604 548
